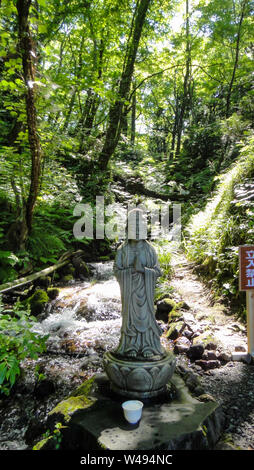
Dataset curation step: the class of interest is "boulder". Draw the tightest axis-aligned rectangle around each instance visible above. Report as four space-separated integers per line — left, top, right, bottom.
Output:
25 289 49 316
156 297 177 322
195 360 221 371
187 344 205 360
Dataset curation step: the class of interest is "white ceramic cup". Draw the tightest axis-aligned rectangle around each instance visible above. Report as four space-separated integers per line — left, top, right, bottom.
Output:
122 400 144 424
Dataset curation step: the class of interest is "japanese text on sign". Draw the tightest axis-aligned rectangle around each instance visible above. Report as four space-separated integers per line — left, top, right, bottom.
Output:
239 246 254 290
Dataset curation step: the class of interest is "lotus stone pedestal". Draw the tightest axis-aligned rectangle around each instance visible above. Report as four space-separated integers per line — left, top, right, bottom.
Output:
103 351 176 399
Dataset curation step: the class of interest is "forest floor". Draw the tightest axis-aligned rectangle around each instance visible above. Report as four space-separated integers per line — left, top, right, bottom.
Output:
170 251 254 450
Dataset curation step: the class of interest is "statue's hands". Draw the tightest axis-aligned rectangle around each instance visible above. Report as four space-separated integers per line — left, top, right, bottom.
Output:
134 257 144 273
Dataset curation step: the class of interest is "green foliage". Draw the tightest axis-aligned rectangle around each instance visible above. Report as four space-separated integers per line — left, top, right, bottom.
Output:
185 136 254 310
0 250 19 283
0 299 48 396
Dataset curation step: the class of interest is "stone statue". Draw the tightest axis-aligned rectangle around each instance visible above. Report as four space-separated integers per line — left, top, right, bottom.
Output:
114 208 165 360
103 208 176 399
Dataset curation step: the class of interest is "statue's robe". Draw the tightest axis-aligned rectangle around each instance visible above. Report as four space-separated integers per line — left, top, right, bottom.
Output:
114 240 164 358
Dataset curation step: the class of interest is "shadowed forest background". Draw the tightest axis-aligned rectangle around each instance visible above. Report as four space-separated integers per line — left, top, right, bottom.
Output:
0 0 253 394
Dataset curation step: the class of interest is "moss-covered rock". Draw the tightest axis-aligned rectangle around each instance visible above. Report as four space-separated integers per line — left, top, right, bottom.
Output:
47 287 60 300
33 436 53 450
48 395 96 425
166 321 186 340
69 377 96 398
33 377 97 450
193 332 217 347
25 289 49 316
61 274 74 283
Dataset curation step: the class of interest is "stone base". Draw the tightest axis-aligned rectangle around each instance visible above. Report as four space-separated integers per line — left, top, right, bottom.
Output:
34 373 225 451
103 351 176 399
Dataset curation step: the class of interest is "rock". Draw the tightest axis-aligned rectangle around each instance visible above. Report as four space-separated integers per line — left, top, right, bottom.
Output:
185 372 201 392
202 350 218 361
193 333 217 349
195 360 221 371
25 289 49 316
34 379 56 399
80 355 102 370
166 321 186 340
205 342 218 351
25 418 47 444
33 374 223 451
197 393 217 403
61 274 74 283
173 343 190 355
72 254 90 280
182 327 193 339
193 386 205 396
47 287 60 300
218 351 232 362
180 301 191 310
156 298 177 322
45 377 97 432
235 345 246 352
187 344 205 360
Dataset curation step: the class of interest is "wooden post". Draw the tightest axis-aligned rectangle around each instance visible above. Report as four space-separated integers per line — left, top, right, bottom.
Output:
246 290 254 356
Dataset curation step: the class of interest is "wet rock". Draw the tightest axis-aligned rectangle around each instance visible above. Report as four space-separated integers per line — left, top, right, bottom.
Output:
47 287 60 300
72 253 90 280
25 289 49 316
34 379 56 399
25 418 47 445
195 360 221 371
187 344 205 360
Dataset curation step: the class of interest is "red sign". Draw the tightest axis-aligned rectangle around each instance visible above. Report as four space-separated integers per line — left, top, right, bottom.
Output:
239 245 254 291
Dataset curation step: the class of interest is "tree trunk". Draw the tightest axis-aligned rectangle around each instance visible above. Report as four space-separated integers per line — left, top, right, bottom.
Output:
175 0 191 158
131 86 136 145
225 0 247 117
16 0 42 238
97 0 151 172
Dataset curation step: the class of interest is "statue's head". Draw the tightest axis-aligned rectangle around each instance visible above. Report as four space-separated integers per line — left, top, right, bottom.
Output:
127 208 147 240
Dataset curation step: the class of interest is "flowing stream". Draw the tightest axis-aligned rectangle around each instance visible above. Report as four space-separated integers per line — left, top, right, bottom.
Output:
33 261 122 356
0 261 125 450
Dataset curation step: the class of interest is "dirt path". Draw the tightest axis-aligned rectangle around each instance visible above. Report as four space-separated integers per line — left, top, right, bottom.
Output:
170 252 247 353
169 251 254 450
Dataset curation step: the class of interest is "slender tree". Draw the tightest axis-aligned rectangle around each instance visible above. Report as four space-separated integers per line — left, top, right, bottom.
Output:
96 0 152 172
7 0 42 250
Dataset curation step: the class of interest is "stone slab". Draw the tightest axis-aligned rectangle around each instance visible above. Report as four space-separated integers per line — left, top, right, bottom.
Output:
65 374 224 451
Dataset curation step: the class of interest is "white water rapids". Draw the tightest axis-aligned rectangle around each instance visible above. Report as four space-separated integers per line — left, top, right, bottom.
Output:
32 262 122 356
